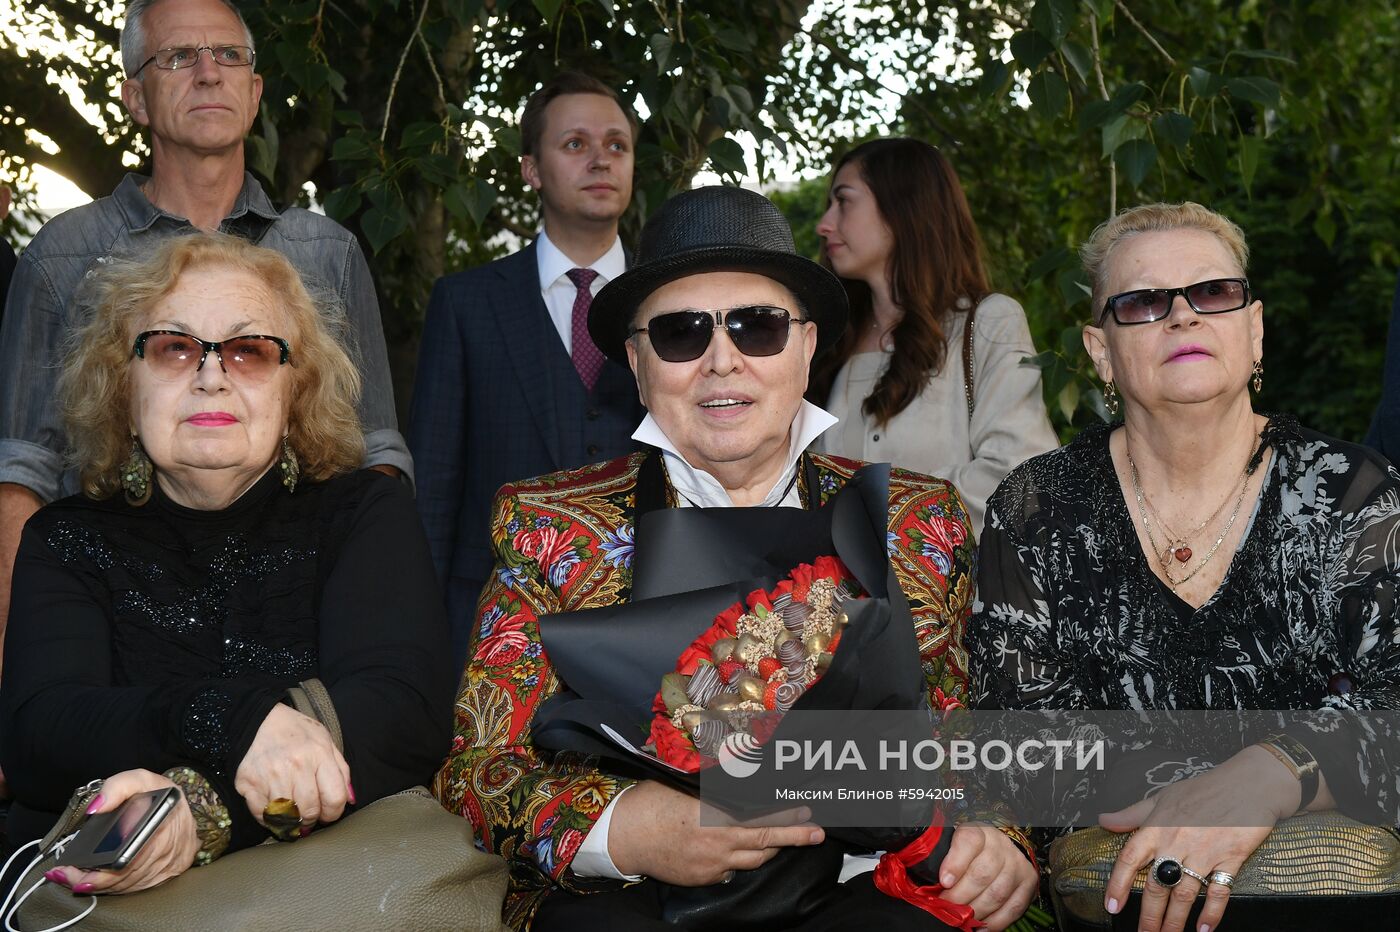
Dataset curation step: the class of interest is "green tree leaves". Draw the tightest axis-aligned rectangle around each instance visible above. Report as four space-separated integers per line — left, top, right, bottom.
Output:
1010 30 1054 71
1152 112 1194 151
1114 138 1157 188
900 0 1396 440
706 137 748 180
1028 70 1069 115
444 179 498 229
5 0 1393 442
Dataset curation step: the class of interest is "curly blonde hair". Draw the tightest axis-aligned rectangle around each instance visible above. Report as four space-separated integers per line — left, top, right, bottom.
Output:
61 233 365 499
1080 201 1250 314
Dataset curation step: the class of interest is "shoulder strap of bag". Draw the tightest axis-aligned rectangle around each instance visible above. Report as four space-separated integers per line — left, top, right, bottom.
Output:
961 302 978 420
288 678 343 753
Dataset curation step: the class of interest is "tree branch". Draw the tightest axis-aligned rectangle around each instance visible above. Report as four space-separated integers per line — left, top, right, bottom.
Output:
1089 10 1117 216
0 52 131 197
380 0 432 145
809 32 962 144
41 0 121 50
417 31 448 121
1114 0 1176 68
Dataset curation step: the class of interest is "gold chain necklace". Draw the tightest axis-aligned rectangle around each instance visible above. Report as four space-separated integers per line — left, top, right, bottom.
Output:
1137 466 1238 565
1127 446 1253 590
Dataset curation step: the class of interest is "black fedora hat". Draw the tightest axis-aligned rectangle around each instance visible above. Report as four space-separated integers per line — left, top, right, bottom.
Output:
589 185 848 366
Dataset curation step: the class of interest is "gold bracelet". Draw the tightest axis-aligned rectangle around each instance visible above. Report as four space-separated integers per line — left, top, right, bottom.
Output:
163 766 232 866
996 824 1039 871
1255 734 1320 813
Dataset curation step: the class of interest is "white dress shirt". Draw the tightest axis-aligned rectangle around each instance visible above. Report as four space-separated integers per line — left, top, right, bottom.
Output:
570 401 839 879
633 401 838 508
535 228 627 354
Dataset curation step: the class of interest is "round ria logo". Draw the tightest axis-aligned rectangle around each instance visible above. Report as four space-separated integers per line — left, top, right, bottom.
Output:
717 733 764 779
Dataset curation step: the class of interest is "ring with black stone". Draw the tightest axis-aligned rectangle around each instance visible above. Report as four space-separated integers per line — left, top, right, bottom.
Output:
1149 856 1185 887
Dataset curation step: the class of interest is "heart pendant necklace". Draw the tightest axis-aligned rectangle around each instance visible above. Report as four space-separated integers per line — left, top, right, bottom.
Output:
1127 443 1252 588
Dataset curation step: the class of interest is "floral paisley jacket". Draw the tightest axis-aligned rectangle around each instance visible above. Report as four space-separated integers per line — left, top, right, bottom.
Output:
433 450 976 928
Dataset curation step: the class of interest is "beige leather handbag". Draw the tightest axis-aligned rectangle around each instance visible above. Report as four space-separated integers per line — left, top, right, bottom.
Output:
14 680 509 931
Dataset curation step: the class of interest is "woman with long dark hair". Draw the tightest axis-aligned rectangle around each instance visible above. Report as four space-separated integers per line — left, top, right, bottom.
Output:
811 137 1056 532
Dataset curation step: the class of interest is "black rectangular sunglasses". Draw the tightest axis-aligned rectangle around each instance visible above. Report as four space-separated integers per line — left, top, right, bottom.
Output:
630 305 805 362
1099 277 1251 326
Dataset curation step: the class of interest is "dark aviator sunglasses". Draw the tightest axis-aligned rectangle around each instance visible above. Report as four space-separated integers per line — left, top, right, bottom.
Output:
629 305 807 363
1098 277 1252 326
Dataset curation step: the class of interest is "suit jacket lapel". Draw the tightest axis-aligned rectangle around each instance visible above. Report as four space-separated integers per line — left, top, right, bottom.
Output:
494 241 568 467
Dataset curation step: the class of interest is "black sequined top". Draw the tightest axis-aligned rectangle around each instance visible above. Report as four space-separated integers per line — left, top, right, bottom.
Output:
968 415 1400 823
1 468 454 850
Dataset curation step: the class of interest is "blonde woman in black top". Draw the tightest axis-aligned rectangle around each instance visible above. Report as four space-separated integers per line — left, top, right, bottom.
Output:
970 202 1400 932
1 234 451 893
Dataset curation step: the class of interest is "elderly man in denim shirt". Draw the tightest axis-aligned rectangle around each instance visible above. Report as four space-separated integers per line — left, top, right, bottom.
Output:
0 0 411 653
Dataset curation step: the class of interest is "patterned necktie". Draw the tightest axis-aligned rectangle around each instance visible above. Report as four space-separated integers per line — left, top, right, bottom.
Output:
566 267 604 391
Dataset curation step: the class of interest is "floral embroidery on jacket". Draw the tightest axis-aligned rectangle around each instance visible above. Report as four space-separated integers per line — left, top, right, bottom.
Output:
434 451 974 929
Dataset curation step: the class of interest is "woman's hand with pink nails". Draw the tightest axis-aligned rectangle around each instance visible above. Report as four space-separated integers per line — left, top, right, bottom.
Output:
235 702 352 831
51 769 199 895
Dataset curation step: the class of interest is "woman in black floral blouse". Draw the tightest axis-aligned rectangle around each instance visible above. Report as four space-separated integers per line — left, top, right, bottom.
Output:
968 202 1400 932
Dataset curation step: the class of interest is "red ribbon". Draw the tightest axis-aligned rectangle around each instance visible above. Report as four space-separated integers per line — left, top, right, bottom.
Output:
873 811 985 932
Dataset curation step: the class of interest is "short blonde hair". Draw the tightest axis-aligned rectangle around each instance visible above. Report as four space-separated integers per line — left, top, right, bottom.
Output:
1080 202 1250 312
61 233 365 499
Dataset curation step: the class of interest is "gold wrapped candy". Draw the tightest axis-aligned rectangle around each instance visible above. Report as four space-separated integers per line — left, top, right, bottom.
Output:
735 675 765 702
708 693 740 713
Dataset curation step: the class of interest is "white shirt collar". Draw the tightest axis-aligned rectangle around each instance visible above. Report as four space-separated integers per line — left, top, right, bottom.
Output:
631 401 839 508
536 227 626 292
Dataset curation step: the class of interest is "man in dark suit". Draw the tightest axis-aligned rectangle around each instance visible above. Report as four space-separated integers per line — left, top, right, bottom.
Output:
410 73 644 666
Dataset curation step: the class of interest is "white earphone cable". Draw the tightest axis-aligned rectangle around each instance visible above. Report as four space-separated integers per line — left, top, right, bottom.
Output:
1 836 98 932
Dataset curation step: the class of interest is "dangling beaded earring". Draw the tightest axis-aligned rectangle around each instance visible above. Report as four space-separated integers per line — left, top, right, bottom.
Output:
1104 381 1121 418
278 437 300 493
1251 359 1263 393
121 435 153 506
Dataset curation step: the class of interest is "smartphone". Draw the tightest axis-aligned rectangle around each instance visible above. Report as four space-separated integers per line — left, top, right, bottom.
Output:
60 787 180 871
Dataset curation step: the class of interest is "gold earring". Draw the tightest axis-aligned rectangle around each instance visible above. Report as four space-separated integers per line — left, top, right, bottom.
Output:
278 437 300 493
121 436 153 506
1104 381 1120 417
1251 360 1263 393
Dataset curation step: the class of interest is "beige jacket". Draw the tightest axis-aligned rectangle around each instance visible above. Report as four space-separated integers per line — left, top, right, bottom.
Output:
815 293 1059 535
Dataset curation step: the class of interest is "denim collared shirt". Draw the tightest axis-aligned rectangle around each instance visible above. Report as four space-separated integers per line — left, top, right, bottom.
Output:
0 172 412 502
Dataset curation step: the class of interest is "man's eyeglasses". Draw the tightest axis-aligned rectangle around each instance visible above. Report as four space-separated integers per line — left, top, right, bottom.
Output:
134 45 256 75
629 306 807 363
132 331 290 384
1098 278 1251 326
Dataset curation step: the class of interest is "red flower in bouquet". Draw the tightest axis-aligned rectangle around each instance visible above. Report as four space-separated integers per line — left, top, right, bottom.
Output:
648 703 706 773
646 558 863 771
676 601 745 675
